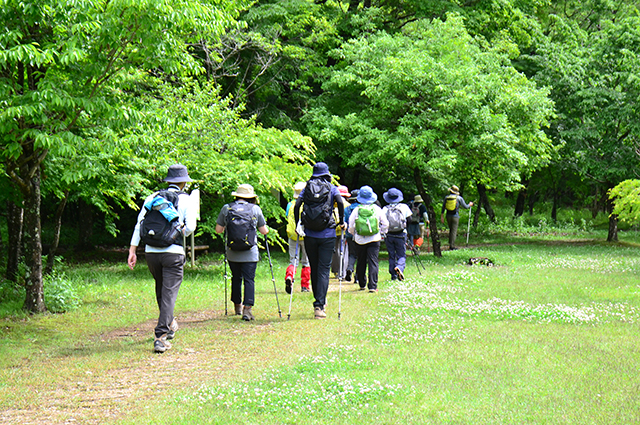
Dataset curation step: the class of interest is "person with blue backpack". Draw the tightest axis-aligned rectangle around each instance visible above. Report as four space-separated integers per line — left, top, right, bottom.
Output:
441 185 474 250
128 164 198 353
382 188 413 281
348 186 389 292
215 184 269 321
294 162 344 319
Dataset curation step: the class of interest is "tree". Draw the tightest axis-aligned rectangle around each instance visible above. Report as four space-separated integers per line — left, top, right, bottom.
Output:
609 179 640 225
0 0 233 313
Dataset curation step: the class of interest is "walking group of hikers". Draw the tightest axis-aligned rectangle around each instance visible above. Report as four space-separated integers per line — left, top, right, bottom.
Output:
127 163 473 353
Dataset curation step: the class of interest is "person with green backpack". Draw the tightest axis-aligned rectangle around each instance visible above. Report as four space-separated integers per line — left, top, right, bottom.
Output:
440 185 473 250
348 186 389 292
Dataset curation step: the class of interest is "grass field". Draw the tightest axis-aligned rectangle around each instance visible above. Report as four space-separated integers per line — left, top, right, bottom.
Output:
1 231 639 424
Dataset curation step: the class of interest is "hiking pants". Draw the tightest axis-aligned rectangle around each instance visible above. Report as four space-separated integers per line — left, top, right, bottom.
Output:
386 234 406 278
355 241 380 290
346 237 357 272
446 214 460 249
228 261 257 307
146 252 185 339
288 237 309 268
330 236 349 279
304 236 335 309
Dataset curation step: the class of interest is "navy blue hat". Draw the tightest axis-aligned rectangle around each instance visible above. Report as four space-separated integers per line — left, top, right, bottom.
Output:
164 164 193 183
383 188 403 204
357 185 378 205
311 162 331 177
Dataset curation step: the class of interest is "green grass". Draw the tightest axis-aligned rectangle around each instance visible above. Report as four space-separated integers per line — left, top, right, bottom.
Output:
1 235 640 424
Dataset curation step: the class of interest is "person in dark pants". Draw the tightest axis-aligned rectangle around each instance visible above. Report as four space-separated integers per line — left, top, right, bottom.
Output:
382 188 413 281
440 185 473 250
294 162 344 319
348 186 389 292
215 184 269 321
128 164 198 353
343 189 360 284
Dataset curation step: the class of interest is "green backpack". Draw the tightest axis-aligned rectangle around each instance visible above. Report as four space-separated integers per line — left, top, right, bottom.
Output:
355 205 379 236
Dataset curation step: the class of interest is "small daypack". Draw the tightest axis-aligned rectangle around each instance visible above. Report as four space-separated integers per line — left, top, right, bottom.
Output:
386 204 407 233
410 202 421 224
301 178 335 231
355 205 379 236
140 190 183 247
226 201 257 251
445 194 458 212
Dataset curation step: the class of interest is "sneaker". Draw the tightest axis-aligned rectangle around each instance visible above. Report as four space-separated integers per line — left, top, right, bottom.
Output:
314 306 327 319
154 334 172 353
359 286 366 291
394 267 404 282
167 318 179 340
242 306 255 321
234 303 243 316
368 288 378 293
301 287 310 292
345 270 352 282
285 277 292 294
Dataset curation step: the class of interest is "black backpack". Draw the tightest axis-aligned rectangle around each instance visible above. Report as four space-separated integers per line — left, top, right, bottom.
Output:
226 201 257 251
301 178 335 232
140 190 183 247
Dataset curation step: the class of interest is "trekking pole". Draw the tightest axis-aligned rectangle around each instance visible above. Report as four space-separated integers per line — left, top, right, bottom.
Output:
223 230 228 316
466 205 472 245
264 234 282 318
407 240 422 275
287 236 300 321
338 233 345 320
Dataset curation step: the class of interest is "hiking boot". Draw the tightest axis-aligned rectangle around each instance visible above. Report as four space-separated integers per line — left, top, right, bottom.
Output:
368 288 378 293
345 270 352 282
242 306 255 321
167 318 179 340
301 287 310 292
154 334 172 353
394 267 404 282
285 265 294 294
314 306 327 319
234 303 243 315
359 286 366 291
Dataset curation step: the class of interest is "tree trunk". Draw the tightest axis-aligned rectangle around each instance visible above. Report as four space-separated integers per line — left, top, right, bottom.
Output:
514 190 526 217
45 190 69 275
6 201 24 282
77 199 94 251
528 190 537 215
413 168 442 257
607 196 619 242
473 203 480 227
551 192 558 221
477 183 496 222
22 168 46 313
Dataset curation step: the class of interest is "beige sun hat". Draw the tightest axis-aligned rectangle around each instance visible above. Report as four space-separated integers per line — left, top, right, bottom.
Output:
293 181 306 198
449 185 460 195
414 195 424 203
232 184 257 199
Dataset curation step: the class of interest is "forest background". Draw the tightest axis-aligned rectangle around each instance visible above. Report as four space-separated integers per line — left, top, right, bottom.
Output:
1 0 640 313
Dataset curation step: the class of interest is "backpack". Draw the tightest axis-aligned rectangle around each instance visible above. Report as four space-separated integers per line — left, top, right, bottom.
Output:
226 201 257 251
410 202 421 224
445 194 458 212
301 178 335 231
355 205 379 236
140 190 183 247
386 204 407 233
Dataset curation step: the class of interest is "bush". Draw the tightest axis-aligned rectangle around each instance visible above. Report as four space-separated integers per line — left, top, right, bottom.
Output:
44 270 80 313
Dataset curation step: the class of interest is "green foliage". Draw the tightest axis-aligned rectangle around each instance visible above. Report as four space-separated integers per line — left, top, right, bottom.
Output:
610 179 640 224
43 269 80 313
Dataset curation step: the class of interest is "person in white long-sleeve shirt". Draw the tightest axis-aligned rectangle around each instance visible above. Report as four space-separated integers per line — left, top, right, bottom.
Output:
128 164 198 353
348 186 388 293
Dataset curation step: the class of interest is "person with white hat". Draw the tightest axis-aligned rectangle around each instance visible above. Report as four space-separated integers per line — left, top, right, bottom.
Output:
284 182 310 293
215 184 269 321
441 185 473 250
128 164 198 353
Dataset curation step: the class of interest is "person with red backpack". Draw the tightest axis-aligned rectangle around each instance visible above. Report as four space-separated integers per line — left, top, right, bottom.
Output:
382 188 413 281
284 182 310 293
215 184 269 321
440 185 473 250
348 186 389 293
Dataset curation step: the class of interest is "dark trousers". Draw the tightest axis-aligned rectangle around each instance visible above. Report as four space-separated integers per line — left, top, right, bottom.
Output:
347 237 357 272
356 241 380 290
386 234 407 278
304 236 335 308
228 261 257 307
146 253 185 338
446 215 460 248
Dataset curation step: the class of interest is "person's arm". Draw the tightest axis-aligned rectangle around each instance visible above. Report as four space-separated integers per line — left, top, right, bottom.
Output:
258 225 269 235
294 195 303 223
335 191 345 227
128 199 149 270
348 207 358 236
458 196 473 209
180 193 197 237
215 205 228 234
378 206 389 235
256 206 268 235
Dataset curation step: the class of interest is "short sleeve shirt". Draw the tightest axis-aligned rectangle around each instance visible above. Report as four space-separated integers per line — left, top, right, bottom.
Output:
217 200 266 262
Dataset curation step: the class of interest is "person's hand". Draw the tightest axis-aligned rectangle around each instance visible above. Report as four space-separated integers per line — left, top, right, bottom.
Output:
441 215 445 224
128 246 137 270
469 202 474 207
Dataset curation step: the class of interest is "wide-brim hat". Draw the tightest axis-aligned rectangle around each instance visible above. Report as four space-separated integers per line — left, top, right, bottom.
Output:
449 185 460 195
383 188 403 204
232 183 257 199
293 181 306 199
414 195 424 203
311 162 331 177
164 164 193 183
357 185 378 205
338 185 350 197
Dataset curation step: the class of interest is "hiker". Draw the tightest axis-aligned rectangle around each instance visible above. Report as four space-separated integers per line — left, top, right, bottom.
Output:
440 185 473 250
294 162 345 319
348 186 389 293
128 164 198 353
285 182 310 293
215 184 269 321
331 185 351 280
382 188 413 281
407 195 429 251
343 189 360 284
